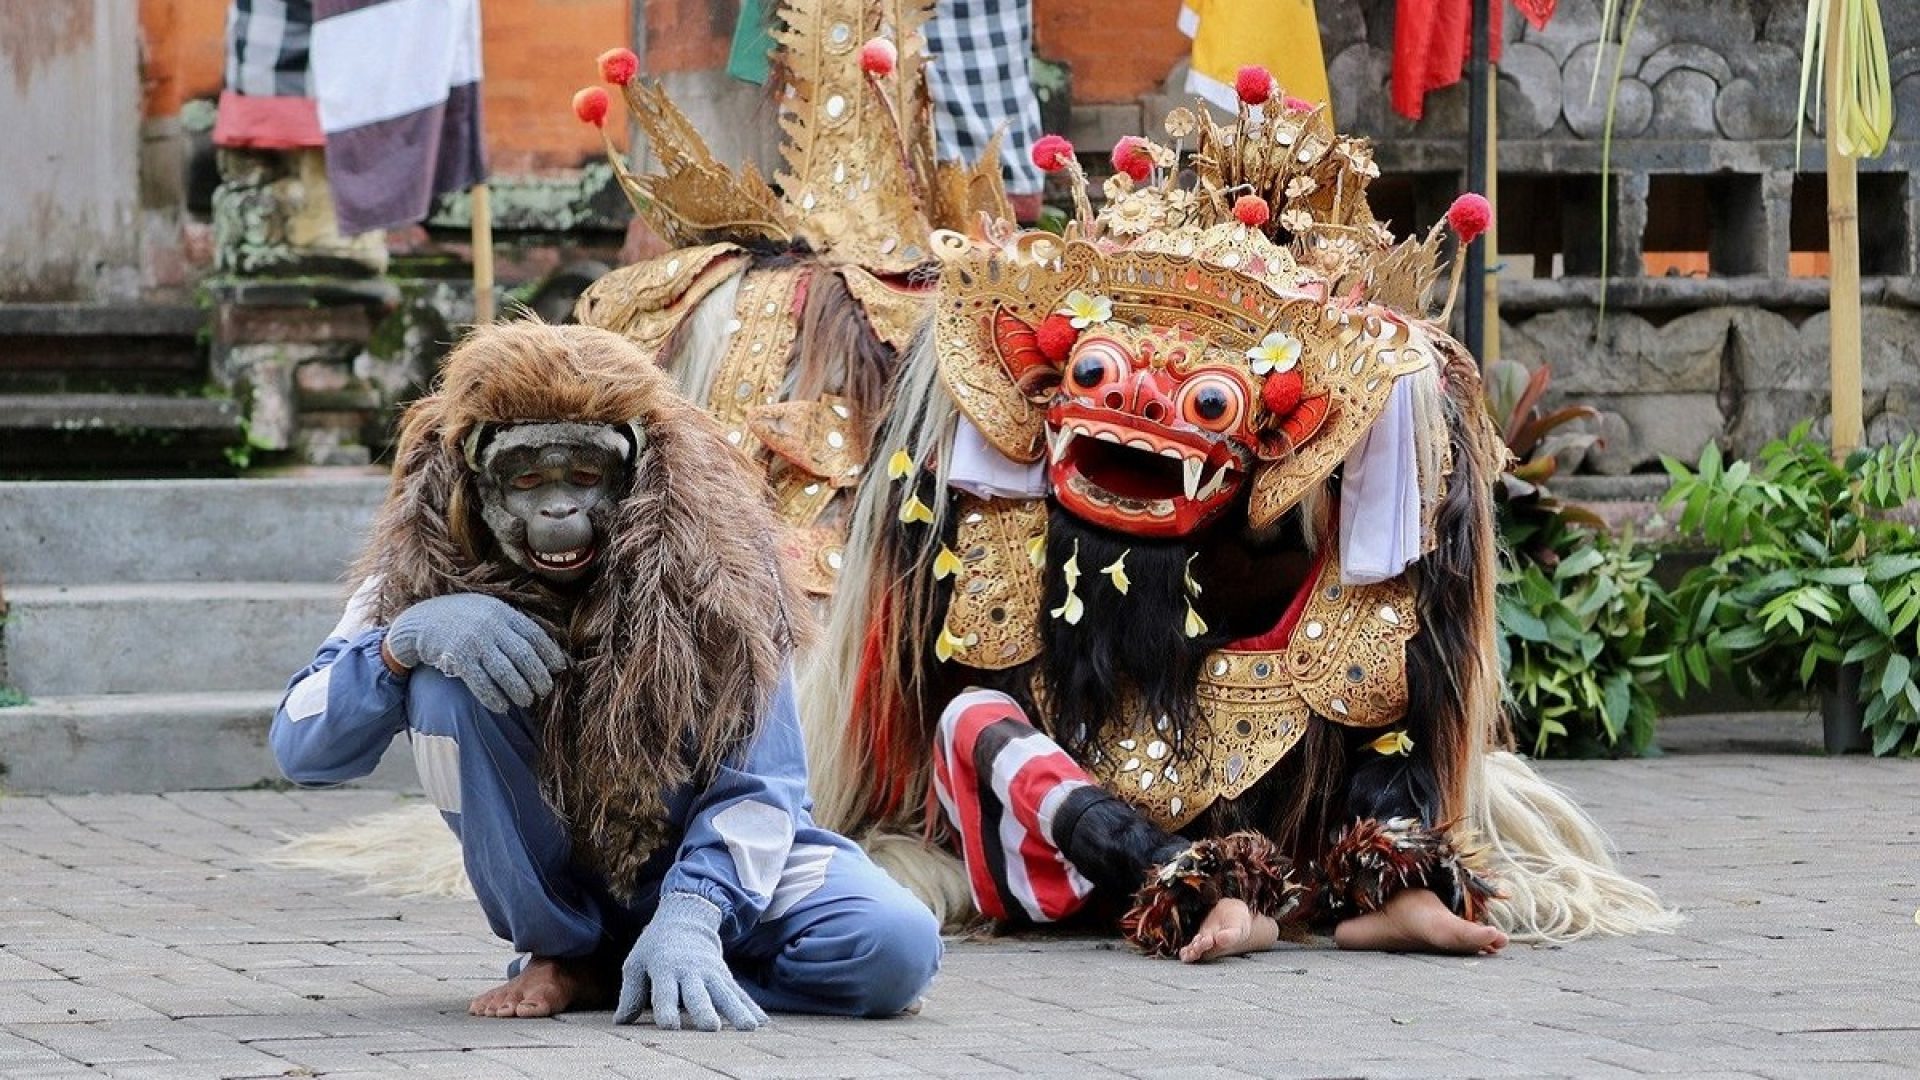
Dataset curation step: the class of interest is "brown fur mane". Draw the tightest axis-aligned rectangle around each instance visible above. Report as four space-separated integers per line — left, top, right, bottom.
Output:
354 321 804 895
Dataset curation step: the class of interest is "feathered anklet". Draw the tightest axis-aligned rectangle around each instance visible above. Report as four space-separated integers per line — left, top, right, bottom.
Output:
1120 831 1304 958
1316 817 1500 922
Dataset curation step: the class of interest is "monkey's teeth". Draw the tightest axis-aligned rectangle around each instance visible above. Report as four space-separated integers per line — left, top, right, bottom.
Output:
1182 456 1204 500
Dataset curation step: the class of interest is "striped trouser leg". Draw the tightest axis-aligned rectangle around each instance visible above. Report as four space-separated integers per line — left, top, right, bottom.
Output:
930 689 1096 923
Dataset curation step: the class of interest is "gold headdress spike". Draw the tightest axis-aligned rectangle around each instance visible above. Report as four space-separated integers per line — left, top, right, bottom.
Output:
577 0 1009 270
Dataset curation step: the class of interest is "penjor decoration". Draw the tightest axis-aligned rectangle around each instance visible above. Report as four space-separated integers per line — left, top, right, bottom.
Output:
800 71 1680 955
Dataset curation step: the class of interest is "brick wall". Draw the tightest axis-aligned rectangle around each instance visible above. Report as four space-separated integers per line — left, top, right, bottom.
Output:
1035 0 1186 104
629 0 1193 104
136 0 630 170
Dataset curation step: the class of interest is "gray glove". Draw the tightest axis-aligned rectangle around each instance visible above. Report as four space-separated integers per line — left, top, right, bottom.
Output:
614 892 768 1032
385 593 567 714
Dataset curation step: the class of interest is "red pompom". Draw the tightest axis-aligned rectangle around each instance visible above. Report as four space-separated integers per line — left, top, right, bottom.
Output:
572 87 610 127
1036 313 1080 364
1233 194 1271 228
1109 136 1153 183
1261 369 1304 417
1235 66 1274 106
1282 95 1315 114
1031 133 1076 173
1447 192 1493 245
859 37 897 77
598 47 639 86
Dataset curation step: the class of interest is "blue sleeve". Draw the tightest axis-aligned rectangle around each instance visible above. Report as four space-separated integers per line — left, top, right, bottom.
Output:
269 583 409 786
660 671 812 944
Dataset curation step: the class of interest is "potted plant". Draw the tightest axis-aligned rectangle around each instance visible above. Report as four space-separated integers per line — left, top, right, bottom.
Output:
1661 424 1920 755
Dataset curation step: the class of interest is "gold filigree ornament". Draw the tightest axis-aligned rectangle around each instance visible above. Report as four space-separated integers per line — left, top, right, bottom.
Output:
1081 553 1418 831
937 496 1047 670
572 244 750 360
748 394 867 490
703 267 808 457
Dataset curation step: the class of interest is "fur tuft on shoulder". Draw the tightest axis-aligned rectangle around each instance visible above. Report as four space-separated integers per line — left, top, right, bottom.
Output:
355 320 807 895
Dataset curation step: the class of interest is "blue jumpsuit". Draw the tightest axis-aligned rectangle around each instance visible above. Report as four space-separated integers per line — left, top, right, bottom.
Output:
270 582 941 1018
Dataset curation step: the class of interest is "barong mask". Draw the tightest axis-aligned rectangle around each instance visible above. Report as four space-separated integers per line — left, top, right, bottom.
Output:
930 96 1467 544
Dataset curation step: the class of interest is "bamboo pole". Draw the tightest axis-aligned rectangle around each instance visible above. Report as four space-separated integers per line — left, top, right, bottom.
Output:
1825 0 1864 458
472 182 496 324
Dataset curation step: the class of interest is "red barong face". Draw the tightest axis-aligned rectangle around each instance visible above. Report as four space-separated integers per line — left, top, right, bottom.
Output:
1043 327 1263 538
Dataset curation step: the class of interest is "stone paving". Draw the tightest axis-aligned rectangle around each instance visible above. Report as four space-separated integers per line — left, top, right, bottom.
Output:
2 752 1918 1079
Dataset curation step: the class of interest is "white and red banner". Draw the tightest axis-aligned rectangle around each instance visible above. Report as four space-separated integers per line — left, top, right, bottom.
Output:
310 0 488 234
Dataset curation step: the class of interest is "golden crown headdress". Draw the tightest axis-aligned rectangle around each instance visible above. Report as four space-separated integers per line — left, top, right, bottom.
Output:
931 76 1489 528
575 0 1008 274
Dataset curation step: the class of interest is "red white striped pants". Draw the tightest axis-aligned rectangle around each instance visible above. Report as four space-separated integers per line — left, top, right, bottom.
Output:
931 689 1097 923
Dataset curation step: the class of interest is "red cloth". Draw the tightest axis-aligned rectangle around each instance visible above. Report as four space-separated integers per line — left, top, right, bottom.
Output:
211 90 325 149
1390 0 1504 121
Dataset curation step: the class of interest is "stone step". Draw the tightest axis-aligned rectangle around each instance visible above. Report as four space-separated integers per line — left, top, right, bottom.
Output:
0 303 206 394
0 393 245 478
0 691 419 794
0 474 386 585
2 582 345 696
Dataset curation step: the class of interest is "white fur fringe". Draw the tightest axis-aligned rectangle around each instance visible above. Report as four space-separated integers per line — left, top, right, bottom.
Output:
262 804 472 899
1469 750 1682 941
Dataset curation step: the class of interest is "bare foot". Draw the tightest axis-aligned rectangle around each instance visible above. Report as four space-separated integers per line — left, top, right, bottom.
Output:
1332 888 1508 956
1179 898 1281 964
468 956 614 1018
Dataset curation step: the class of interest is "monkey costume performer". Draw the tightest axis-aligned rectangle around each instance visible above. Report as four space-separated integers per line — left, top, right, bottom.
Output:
270 323 940 1028
801 98 1679 958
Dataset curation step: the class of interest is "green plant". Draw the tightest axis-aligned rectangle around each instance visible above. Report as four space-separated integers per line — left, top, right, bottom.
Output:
1662 424 1920 754
1497 533 1671 757
1485 359 1603 565
1486 358 1669 756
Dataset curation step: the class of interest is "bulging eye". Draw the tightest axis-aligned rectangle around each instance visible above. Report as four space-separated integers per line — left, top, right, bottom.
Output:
1067 340 1128 391
1176 375 1247 432
1070 354 1118 390
568 469 603 487
510 472 544 491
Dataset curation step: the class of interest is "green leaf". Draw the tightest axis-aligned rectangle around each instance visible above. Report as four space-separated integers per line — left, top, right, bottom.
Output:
1685 644 1712 688
1866 555 1920 582
1601 673 1631 740
1881 653 1911 703
1799 645 1825 685
1555 546 1606 580
1501 604 1552 644
1849 583 1894 636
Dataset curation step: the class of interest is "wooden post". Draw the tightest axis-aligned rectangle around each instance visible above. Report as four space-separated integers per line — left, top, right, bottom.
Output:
1462 0 1491 362
1825 0 1864 457
471 182 496 324
1484 62 1502 364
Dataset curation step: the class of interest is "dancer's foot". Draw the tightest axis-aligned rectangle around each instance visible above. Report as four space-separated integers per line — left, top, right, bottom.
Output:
469 956 614 1018
1179 898 1280 963
1333 888 1506 955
